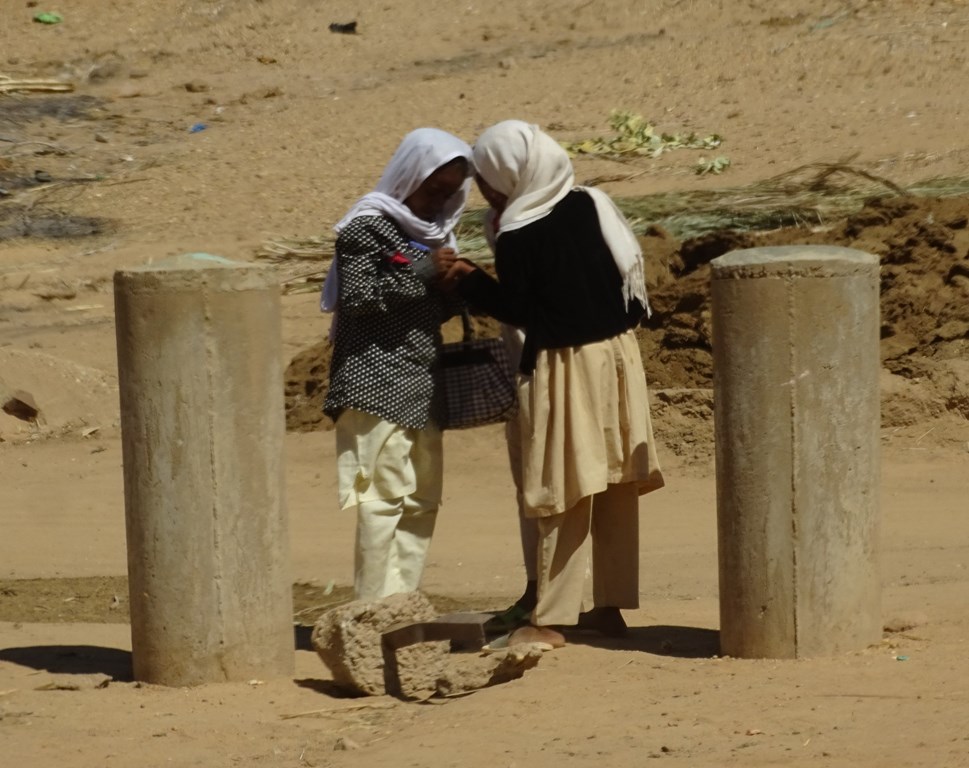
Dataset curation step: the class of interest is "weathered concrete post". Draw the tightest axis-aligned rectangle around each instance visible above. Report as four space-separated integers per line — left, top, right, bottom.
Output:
711 246 880 658
114 253 293 685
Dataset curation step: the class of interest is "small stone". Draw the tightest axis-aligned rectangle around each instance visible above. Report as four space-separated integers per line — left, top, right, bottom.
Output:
883 611 928 633
334 736 360 751
94 133 109 143
115 83 142 98
2 391 40 422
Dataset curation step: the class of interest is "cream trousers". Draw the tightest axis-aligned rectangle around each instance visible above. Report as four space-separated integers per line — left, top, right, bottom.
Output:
532 481 641 627
335 409 442 601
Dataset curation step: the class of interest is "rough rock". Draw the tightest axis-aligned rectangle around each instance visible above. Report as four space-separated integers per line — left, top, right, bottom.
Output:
312 592 546 700
1 389 40 422
311 591 448 699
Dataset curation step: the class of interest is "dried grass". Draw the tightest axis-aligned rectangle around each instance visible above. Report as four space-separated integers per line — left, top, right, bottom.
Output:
260 166 969 294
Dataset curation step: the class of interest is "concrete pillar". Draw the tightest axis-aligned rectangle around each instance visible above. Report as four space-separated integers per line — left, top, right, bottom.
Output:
711 246 880 659
114 253 293 686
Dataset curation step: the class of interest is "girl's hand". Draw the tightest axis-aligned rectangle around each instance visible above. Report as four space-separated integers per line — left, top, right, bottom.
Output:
431 247 457 276
441 258 478 290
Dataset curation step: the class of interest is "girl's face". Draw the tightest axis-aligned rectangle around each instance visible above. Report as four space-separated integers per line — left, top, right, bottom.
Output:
404 159 468 222
475 173 508 213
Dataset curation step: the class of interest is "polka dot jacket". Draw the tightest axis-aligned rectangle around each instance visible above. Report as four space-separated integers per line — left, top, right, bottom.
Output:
323 215 459 429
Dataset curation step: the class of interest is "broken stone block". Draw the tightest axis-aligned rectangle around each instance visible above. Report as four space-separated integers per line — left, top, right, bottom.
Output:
436 644 544 697
311 591 448 699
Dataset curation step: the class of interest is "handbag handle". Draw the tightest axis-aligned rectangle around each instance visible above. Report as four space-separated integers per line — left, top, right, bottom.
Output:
460 307 474 343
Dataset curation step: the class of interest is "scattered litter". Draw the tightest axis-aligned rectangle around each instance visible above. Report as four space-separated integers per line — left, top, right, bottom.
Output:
33 11 63 24
328 21 358 34
895 655 910 661
189 122 207 133
811 10 852 32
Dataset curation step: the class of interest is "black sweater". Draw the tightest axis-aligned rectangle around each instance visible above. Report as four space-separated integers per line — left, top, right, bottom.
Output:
457 189 645 373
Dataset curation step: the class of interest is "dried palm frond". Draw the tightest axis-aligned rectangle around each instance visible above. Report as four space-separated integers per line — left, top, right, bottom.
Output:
0 75 74 94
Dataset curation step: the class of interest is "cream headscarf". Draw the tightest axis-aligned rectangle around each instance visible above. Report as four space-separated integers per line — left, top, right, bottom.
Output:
472 120 649 314
321 128 472 316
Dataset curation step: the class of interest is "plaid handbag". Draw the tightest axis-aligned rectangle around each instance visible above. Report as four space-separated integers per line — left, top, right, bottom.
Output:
438 311 518 430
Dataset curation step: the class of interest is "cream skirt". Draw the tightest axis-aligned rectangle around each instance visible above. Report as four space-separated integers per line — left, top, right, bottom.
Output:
518 330 665 517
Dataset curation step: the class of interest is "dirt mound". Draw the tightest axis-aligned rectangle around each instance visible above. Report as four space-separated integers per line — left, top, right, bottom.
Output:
284 339 332 433
284 194 969 446
641 194 969 387
0 347 119 442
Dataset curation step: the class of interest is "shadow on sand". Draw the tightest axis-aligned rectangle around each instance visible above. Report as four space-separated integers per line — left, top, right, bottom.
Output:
296 621 719 659
0 644 133 680
565 624 720 658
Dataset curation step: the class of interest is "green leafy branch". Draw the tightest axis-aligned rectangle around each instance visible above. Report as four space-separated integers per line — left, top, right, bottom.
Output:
561 110 730 177
562 110 724 163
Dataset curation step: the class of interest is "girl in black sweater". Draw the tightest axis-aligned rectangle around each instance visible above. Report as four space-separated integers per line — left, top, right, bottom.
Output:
447 120 665 649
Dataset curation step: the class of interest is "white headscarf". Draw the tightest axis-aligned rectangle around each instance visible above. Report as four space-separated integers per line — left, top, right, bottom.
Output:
472 120 649 314
321 128 472 315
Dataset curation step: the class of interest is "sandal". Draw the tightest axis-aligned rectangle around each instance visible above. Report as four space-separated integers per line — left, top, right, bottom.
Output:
481 631 554 654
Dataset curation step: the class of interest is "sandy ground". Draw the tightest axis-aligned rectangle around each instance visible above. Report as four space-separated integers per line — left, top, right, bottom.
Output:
2 434 969 767
3 0 969 766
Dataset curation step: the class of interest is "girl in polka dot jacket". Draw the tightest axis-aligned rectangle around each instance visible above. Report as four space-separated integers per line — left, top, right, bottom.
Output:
320 128 472 601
